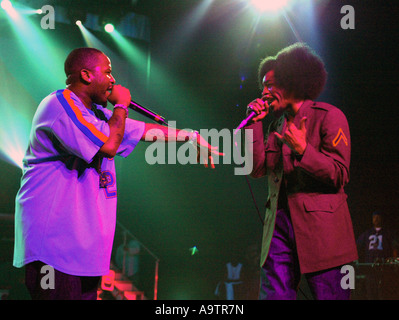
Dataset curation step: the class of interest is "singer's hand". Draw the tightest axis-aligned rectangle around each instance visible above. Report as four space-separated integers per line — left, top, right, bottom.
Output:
195 134 224 169
274 117 308 155
108 84 131 107
247 98 269 123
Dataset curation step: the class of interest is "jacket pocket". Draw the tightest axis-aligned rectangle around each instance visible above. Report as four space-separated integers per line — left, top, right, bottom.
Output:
303 193 347 213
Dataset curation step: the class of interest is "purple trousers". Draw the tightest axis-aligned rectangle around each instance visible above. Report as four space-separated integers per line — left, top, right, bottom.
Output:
25 261 100 300
259 209 351 300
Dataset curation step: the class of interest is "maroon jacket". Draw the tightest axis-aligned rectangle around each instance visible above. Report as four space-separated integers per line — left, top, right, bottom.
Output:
247 100 358 273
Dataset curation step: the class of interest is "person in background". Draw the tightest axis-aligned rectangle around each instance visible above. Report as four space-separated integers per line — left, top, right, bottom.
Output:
357 211 398 263
356 211 398 299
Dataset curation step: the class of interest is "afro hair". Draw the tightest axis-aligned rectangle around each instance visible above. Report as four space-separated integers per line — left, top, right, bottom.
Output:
258 43 327 100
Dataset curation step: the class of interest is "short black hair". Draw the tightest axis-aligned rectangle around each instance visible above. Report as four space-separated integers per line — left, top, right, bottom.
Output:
64 47 104 77
372 211 382 217
258 43 327 100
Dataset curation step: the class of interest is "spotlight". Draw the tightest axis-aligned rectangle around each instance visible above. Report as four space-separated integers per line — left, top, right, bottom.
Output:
1 0 18 19
104 23 114 33
66 7 86 27
1 0 12 11
98 9 124 34
250 0 288 12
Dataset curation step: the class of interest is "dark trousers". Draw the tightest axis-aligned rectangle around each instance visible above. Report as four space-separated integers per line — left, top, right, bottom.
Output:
259 209 351 300
25 261 100 300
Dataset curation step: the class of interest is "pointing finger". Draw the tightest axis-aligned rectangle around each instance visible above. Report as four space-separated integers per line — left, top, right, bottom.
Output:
274 132 283 141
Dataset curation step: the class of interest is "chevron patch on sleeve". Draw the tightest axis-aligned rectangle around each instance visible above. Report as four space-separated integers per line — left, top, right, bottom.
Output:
332 128 348 147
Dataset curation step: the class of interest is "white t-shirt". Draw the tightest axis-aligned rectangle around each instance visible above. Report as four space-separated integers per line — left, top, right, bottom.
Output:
13 89 145 276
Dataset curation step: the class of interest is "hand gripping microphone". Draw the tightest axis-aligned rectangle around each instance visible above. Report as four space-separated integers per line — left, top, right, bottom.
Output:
233 111 256 135
129 100 169 126
234 97 273 135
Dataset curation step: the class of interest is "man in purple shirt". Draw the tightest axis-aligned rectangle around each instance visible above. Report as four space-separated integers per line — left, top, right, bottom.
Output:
245 43 358 299
14 47 221 300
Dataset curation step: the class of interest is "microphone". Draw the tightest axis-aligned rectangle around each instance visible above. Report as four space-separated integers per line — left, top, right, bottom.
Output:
129 100 169 126
233 111 256 135
234 97 273 135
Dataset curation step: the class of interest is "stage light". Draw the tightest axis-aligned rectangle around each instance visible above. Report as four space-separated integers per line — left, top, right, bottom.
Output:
250 0 288 12
98 10 124 35
104 23 115 33
76 20 106 49
1 0 12 11
189 246 199 256
0 91 33 169
0 0 68 170
1 0 18 19
66 7 86 27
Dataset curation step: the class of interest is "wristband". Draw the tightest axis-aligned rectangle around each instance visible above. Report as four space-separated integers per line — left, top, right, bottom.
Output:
188 130 199 144
114 104 129 117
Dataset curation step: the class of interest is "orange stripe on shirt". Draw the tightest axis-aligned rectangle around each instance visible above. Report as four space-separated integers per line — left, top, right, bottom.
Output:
62 90 108 143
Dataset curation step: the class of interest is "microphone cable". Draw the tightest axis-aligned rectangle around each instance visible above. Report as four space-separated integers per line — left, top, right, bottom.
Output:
233 130 264 226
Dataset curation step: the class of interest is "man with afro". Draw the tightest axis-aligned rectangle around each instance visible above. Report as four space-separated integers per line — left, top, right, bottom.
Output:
245 43 358 300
